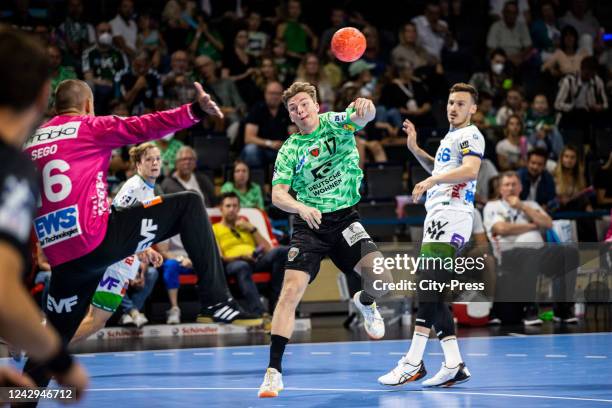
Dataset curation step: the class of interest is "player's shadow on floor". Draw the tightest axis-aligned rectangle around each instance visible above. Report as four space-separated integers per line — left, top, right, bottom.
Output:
90 367 383 379
463 384 612 392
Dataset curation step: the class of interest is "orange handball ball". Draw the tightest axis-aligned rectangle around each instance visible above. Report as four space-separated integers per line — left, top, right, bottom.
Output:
331 27 367 62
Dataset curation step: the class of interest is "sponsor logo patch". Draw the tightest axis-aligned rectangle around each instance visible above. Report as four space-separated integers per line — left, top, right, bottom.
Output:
308 145 320 157
342 222 370 247
34 205 82 248
426 219 449 240
288 247 299 261
24 121 81 149
142 196 163 208
450 233 465 248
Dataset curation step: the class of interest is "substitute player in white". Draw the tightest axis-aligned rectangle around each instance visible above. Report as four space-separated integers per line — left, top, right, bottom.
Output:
71 143 163 342
379 83 484 387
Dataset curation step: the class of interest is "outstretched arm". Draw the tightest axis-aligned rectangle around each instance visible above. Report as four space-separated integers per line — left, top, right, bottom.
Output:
404 119 434 174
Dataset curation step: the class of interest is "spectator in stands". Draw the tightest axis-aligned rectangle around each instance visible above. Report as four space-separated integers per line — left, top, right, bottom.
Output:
187 13 224 64
462 208 496 301
195 55 245 141
554 56 608 138
163 50 196 109
483 171 577 325
496 87 525 126
361 25 388 78
213 192 288 316
276 0 318 59
115 50 164 115
295 54 334 112
529 0 559 57
391 22 438 72
318 8 347 58
379 62 434 128
517 148 556 208
490 0 530 24
254 57 280 92
154 134 184 177
221 160 265 210
223 29 260 106
109 0 138 59
160 146 216 207
478 92 498 126
242 81 291 169
162 0 195 54
553 145 597 240
56 0 94 72
47 45 76 106
475 153 500 207
118 259 159 328
594 152 612 209
246 11 269 59
411 1 454 61
496 114 531 171
559 0 600 45
83 22 129 114
524 94 563 160
541 25 588 78
469 48 513 107
271 38 295 86
136 12 165 69
487 1 533 68
156 237 191 324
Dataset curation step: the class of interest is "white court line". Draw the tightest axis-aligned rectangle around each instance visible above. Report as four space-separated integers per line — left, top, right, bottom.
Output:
193 352 214 356
467 353 488 356
114 353 135 357
585 355 608 359
350 352 371 355
85 386 612 403
506 354 528 357
389 352 405 355
74 331 612 356
545 354 567 358
76 354 96 358
231 352 254 355
153 353 175 356
427 352 443 356
310 352 331 355
285 352 293 355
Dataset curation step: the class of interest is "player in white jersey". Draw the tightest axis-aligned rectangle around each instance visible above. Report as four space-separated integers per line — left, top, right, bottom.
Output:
71 143 163 343
379 83 484 387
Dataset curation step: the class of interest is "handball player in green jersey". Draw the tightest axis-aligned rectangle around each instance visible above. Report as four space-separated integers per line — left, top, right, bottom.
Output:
258 82 393 398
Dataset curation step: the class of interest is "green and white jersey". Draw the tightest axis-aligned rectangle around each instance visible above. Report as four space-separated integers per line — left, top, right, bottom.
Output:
426 124 485 213
272 108 363 213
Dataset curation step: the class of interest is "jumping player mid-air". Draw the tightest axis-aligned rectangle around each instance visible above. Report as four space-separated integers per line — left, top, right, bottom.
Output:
258 82 393 398
22 79 261 398
71 143 164 343
379 83 484 387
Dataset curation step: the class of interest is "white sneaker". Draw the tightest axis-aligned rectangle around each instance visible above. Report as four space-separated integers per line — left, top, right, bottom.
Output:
166 307 181 325
422 362 471 387
353 291 385 340
119 313 134 326
258 368 284 398
378 358 427 386
132 312 148 328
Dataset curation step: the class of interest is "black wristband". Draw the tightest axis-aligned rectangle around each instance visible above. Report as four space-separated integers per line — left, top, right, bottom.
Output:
190 101 207 120
44 347 74 375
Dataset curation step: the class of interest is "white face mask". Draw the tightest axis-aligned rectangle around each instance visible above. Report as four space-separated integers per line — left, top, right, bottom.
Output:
491 62 504 75
98 32 113 46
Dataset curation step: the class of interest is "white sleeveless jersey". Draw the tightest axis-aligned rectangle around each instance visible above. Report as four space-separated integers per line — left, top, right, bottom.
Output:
107 175 156 279
425 124 485 213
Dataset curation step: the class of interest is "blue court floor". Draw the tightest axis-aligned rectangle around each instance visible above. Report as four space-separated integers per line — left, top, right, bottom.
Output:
30 332 612 407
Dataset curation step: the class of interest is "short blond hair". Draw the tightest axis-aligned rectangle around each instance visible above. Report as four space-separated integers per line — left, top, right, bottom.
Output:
129 142 159 165
282 81 317 107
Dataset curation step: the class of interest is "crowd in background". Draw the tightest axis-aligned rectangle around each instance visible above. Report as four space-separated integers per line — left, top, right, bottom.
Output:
3 0 612 325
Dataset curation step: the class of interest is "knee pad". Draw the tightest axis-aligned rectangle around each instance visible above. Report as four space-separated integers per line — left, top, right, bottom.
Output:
415 301 437 329
434 305 456 340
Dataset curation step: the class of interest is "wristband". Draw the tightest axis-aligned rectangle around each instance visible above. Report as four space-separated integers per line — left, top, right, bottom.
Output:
44 346 74 376
265 140 272 147
190 101 207 120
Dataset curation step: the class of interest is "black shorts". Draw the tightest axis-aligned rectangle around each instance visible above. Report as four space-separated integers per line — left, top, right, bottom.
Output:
285 207 378 283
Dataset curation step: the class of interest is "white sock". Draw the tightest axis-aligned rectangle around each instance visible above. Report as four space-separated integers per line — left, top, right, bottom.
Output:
405 332 429 365
440 336 462 368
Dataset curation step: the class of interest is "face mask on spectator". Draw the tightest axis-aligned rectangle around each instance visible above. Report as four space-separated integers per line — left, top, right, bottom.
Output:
98 32 113 46
491 62 504 75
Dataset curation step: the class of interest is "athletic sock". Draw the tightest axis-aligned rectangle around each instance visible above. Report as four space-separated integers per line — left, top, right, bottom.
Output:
405 332 429 365
269 334 289 373
359 290 375 306
440 336 462 368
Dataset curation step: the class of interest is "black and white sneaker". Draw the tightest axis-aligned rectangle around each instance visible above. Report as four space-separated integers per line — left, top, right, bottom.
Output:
422 362 471 387
197 299 262 326
553 315 579 324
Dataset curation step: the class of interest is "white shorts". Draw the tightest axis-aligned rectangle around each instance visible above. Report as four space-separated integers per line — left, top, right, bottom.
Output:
421 207 473 249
